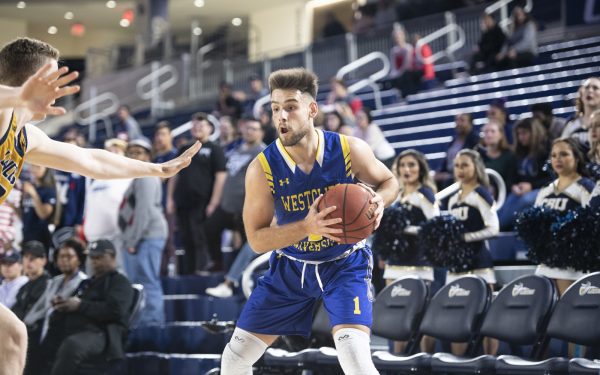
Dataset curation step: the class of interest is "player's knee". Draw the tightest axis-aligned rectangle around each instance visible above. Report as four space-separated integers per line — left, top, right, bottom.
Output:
334 328 379 375
221 328 268 375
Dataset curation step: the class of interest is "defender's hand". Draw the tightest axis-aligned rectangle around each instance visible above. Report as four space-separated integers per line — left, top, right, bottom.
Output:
19 63 80 116
159 141 201 178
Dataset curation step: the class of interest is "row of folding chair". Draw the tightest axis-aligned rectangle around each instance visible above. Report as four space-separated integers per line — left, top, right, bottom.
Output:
263 272 600 374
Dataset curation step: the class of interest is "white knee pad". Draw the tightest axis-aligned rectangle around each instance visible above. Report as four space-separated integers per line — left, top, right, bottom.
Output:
333 328 379 375
220 328 268 375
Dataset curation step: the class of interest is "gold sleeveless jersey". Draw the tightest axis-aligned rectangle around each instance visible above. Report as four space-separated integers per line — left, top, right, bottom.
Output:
0 112 28 204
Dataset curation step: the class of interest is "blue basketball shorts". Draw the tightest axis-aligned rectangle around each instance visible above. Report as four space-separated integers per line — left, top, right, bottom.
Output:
236 247 375 337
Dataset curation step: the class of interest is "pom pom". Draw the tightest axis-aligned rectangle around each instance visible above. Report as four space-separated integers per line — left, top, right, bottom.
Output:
419 215 479 273
586 162 600 181
372 203 414 263
551 206 600 272
514 206 563 267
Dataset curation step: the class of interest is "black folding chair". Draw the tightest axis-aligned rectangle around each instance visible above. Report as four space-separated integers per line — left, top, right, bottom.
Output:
496 272 600 375
372 275 491 374
431 274 557 374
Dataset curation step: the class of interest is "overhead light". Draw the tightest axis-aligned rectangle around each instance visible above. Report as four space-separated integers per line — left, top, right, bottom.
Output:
119 19 130 27
194 0 204 7
16 1 26 9
106 0 116 9
231 17 242 26
47 26 58 35
64 11 74 20
193 27 202 36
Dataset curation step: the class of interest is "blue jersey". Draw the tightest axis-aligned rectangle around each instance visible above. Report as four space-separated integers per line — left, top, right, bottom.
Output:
257 129 355 262
535 178 594 212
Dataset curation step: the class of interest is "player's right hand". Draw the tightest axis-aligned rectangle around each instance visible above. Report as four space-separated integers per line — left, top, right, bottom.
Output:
303 195 342 242
19 63 80 115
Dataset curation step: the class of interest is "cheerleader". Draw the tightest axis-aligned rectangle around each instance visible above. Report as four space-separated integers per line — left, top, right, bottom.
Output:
586 110 600 208
383 149 440 283
381 150 439 354
446 149 499 285
534 138 594 295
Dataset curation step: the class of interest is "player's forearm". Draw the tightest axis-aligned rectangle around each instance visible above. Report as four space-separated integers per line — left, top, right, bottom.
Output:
247 220 309 254
84 149 163 179
0 86 23 109
375 176 400 208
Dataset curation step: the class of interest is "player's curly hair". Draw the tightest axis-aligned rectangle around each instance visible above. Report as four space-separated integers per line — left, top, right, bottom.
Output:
0 37 59 86
269 68 318 99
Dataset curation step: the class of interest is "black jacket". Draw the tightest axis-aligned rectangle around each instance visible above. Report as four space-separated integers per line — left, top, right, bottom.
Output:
12 273 49 320
68 270 134 361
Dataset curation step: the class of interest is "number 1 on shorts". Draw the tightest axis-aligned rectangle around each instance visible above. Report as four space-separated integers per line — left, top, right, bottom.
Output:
353 296 361 315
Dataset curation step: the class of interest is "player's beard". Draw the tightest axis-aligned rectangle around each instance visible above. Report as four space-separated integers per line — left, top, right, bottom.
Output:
279 127 309 147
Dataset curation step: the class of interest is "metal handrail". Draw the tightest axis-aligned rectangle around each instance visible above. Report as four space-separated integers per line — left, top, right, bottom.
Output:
486 0 533 32
435 168 507 209
192 43 215 99
335 51 390 110
73 87 119 143
136 62 178 117
415 23 466 64
253 94 271 120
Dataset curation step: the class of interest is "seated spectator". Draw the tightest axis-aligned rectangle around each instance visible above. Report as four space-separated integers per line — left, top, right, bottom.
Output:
45 239 134 375
495 5 538 69
411 33 436 91
259 110 277 145
477 120 517 192
120 138 167 326
324 110 353 135
21 164 57 250
471 13 506 74
22 238 87 375
326 78 363 116
217 116 239 152
12 241 49 319
0 250 28 308
531 102 567 141
12 241 49 375
387 24 416 96
83 138 132 272
205 242 258 298
435 113 480 189
243 75 269 117
487 98 513 144
0 186 21 252
115 105 143 141
203 117 266 273
353 107 396 167
498 118 551 230
561 77 600 155
215 81 243 119
352 5 375 35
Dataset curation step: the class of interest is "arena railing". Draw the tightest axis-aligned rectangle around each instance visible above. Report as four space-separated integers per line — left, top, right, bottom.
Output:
73 88 119 144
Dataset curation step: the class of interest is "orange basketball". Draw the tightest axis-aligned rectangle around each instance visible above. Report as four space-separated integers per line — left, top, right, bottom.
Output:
317 183 377 244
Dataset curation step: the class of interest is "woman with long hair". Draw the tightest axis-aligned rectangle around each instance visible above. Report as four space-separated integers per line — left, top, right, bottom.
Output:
21 165 57 250
498 117 551 229
587 110 600 207
561 77 600 154
380 149 439 353
478 119 517 189
495 5 537 69
447 149 499 285
534 138 594 295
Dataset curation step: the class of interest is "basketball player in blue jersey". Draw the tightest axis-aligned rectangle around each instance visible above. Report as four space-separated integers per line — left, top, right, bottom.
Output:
534 138 594 295
220 68 399 375
0 37 201 375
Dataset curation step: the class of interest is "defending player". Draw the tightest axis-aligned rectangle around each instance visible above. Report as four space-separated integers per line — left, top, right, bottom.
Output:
0 37 200 375
220 68 399 375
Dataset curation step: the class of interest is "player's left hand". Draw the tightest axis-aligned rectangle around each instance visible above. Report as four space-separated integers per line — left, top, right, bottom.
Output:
358 182 384 230
159 141 202 178
19 63 80 115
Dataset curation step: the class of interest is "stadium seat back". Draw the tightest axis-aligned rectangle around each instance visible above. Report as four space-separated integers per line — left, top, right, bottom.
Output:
480 275 557 346
372 277 429 343
419 275 491 343
546 272 600 346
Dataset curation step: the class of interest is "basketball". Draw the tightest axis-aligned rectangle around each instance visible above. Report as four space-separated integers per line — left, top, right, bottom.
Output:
318 183 378 244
